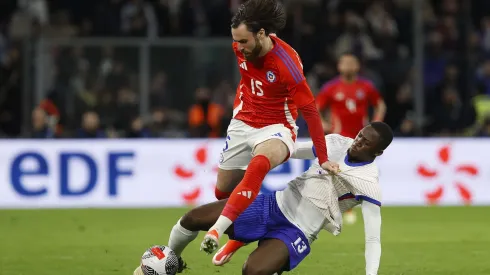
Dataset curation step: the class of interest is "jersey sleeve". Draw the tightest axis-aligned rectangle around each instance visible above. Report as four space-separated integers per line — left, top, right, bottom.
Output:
275 49 306 91
361 201 382 275
290 135 329 160
316 82 335 110
366 81 382 106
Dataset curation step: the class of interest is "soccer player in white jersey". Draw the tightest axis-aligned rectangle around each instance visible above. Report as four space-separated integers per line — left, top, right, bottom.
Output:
134 122 393 275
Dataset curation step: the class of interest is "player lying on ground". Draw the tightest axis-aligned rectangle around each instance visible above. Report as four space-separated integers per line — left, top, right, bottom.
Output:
205 0 339 257
134 122 393 275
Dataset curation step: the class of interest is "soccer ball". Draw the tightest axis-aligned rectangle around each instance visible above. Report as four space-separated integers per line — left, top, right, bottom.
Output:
140 245 179 275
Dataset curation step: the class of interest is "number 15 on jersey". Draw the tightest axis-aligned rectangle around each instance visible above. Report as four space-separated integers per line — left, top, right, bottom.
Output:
251 79 264 96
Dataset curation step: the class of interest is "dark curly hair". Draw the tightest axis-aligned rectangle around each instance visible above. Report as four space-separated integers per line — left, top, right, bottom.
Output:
231 0 286 35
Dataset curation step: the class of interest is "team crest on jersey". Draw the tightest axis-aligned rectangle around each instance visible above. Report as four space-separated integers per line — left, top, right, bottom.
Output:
266 71 276 83
356 89 365 99
335 92 345 101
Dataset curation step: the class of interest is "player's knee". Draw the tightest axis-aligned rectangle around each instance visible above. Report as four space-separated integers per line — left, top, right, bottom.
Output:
179 210 201 231
242 258 270 275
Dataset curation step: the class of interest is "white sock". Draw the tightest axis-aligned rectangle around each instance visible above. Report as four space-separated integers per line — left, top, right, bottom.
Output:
209 215 233 238
168 219 198 257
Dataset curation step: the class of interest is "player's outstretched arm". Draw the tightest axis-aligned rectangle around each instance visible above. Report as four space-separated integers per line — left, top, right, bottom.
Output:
361 201 382 275
290 140 315 159
290 135 328 160
291 82 328 164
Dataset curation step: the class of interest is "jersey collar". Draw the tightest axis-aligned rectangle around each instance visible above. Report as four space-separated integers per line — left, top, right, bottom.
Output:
344 154 373 167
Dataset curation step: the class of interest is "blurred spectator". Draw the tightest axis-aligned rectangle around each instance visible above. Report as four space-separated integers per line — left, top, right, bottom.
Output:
121 0 158 38
471 94 490 127
428 88 476 136
31 107 55 138
475 116 490 137
334 11 382 61
149 71 172 110
480 17 490 54
394 116 417 137
38 94 62 136
114 87 139 129
44 10 78 38
18 0 48 26
127 116 150 138
386 71 413 130
149 108 168 137
98 46 115 80
365 1 398 38
9 0 48 39
76 111 106 138
476 60 490 96
437 15 460 53
105 61 129 93
188 87 224 138
153 0 173 36
424 31 447 88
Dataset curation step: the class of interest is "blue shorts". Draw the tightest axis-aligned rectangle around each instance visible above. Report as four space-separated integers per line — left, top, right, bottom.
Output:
232 192 311 271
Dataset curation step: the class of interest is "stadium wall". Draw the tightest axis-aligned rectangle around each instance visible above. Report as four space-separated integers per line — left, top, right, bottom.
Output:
0 138 488 208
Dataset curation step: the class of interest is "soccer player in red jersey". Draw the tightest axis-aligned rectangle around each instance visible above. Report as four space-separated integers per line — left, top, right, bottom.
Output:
198 0 339 260
317 53 386 139
316 53 386 224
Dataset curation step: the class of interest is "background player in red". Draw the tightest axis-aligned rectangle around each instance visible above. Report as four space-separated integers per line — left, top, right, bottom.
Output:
316 52 386 224
197 0 339 260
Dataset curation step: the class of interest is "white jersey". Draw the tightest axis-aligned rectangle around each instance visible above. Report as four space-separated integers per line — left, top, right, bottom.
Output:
276 134 381 242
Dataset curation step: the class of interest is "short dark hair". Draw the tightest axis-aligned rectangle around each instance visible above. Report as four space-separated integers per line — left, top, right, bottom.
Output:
231 0 286 35
338 52 361 62
370 122 393 151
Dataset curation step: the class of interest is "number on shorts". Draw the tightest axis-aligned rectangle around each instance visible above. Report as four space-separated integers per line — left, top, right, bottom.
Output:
223 135 231 152
293 236 307 254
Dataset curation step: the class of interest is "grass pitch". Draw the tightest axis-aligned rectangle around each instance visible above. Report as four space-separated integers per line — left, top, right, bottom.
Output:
1 207 489 275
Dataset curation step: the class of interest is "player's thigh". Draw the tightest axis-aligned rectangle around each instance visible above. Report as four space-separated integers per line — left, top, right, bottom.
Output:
242 239 289 275
253 138 289 168
216 168 246 193
250 124 296 168
218 121 253 171
180 199 227 232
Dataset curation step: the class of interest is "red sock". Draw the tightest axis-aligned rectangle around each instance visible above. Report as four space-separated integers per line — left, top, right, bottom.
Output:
221 155 271 221
215 188 231 200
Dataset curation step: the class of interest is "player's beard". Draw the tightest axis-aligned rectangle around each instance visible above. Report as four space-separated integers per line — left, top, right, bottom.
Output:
242 37 263 61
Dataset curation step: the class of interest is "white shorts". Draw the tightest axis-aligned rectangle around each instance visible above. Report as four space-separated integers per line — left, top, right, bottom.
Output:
218 119 298 170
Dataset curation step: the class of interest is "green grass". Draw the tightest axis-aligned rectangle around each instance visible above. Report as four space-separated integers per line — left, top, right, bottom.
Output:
1 207 489 275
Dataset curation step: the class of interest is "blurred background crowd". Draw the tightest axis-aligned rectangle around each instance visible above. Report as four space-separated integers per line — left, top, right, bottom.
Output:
2 0 490 138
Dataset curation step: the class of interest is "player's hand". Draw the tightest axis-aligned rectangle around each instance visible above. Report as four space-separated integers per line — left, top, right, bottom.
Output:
321 161 340 174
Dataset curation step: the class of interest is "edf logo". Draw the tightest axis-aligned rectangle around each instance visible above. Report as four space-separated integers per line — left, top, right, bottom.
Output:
10 151 134 197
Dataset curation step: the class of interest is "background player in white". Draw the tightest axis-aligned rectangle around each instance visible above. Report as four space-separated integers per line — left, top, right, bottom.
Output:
138 122 392 275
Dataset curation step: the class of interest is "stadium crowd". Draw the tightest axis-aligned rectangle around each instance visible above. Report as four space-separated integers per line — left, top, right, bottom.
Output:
1 0 490 138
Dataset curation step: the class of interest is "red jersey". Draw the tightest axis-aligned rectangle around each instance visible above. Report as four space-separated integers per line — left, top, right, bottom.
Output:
233 36 308 134
231 35 329 164
316 77 382 139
